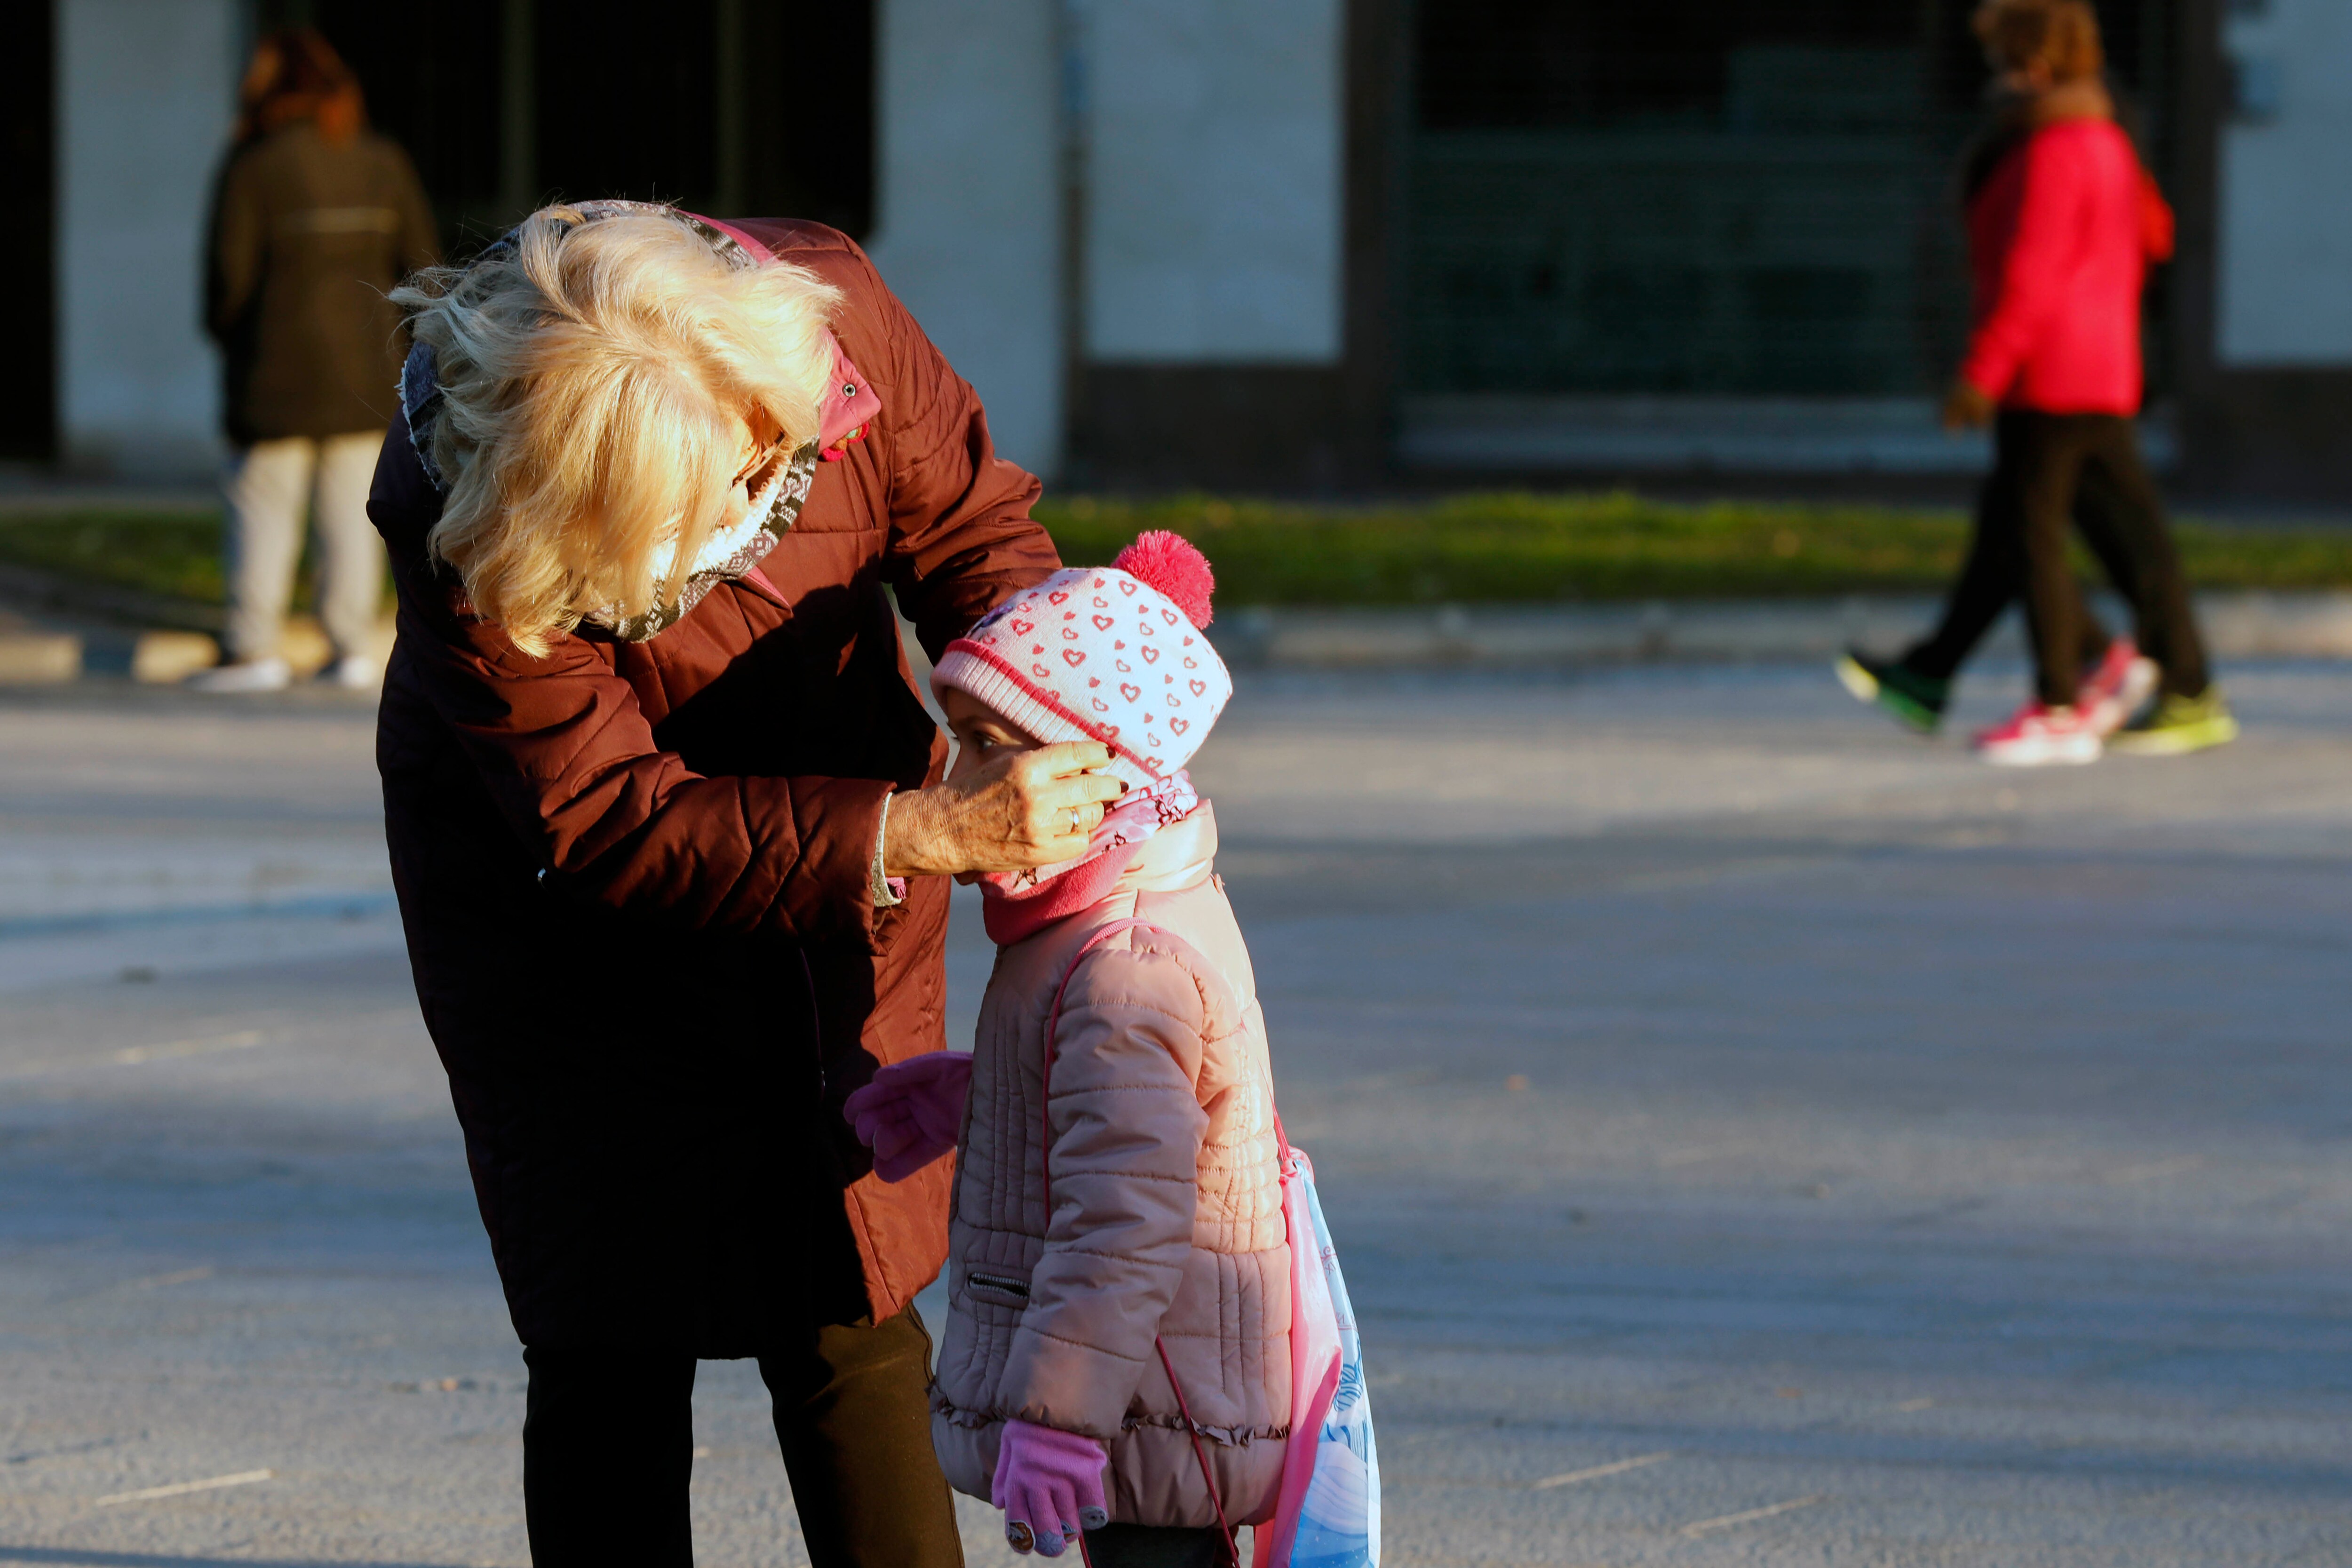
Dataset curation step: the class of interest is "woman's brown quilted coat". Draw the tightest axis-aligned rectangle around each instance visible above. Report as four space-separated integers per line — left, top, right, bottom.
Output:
369 218 1058 1351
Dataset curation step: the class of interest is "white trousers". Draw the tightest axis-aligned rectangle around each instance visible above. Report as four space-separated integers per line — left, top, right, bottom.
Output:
221 432 386 664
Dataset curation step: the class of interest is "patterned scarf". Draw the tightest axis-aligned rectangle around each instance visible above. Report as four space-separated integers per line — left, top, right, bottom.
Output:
977 772 1200 945
588 445 818 641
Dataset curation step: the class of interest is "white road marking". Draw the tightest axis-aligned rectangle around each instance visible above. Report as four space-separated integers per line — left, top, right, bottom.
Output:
95 1468 274 1506
1533 1451 1673 1489
1680 1495 1825 1536
2110 1154 2205 1184
1660 1145 1745 1168
119 1266 213 1291
0 1031 271 1082
114 1030 270 1066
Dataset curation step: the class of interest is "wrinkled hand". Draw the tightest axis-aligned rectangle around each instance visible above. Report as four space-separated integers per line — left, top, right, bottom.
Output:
883 742 1126 878
1942 378 1995 431
842 1051 972 1183
992 1418 1110 1557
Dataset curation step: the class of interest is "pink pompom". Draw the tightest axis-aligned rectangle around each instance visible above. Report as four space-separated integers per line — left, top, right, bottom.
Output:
1112 530 1216 628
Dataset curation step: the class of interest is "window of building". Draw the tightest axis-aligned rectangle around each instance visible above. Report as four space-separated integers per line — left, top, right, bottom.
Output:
1403 0 2171 400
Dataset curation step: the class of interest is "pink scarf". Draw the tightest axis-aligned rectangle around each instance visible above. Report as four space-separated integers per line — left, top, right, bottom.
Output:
978 772 1199 945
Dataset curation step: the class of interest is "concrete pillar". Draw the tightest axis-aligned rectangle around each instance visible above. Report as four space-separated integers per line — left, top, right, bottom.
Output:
1081 0 1342 364
864 0 1065 479
56 0 241 478
2216 0 2352 365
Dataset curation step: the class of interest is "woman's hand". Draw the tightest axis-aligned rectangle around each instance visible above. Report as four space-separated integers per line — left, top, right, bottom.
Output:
883 742 1126 877
1942 378 1995 431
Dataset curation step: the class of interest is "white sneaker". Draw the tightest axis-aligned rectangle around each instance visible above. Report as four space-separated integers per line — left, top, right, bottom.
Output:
320 655 381 690
1973 700 2103 767
2075 639 2161 738
185 657 292 694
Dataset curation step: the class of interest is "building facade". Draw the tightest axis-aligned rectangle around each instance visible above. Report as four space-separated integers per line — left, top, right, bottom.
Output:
11 0 2352 499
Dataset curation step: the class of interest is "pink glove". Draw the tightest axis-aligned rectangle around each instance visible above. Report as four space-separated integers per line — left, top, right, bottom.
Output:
991 1418 1110 1557
842 1051 972 1183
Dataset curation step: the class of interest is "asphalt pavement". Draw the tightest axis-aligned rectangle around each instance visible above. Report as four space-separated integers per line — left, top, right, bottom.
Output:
0 660 2346 1567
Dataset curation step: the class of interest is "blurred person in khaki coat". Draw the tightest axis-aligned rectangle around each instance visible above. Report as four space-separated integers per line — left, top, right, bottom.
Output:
198 28 438 692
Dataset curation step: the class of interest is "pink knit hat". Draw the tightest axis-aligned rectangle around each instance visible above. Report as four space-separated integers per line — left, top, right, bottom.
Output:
930 532 1232 789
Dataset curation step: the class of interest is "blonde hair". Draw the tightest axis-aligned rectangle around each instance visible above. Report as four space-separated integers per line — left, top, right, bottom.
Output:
1973 0 2106 85
391 206 842 654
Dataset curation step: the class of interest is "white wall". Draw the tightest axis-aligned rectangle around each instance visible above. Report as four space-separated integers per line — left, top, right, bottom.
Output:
2217 0 2352 366
1082 0 1343 364
865 0 1065 479
56 0 240 476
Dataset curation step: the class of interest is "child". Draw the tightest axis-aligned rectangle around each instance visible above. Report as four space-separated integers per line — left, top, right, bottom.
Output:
845 533 1286 1568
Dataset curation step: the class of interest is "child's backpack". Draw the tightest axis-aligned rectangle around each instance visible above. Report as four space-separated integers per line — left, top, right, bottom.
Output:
1044 920 1380 1568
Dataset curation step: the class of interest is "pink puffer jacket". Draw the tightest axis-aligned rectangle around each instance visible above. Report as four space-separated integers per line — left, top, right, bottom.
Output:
931 802 1292 1527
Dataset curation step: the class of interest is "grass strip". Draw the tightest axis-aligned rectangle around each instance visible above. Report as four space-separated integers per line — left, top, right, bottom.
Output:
0 508 232 609
4 494 2349 612
1041 493 2352 604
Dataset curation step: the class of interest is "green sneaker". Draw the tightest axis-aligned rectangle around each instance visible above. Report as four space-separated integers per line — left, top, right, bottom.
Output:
2109 688 2240 755
1835 649 1949 734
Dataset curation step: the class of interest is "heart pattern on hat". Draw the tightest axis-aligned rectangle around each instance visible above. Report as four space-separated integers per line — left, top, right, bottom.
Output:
929 541 1233 789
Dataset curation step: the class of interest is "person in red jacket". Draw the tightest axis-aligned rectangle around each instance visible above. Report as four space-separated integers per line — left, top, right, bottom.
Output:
1837 0 2235 764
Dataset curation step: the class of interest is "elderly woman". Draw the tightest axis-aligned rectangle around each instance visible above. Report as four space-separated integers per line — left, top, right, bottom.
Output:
374 203 1123 1567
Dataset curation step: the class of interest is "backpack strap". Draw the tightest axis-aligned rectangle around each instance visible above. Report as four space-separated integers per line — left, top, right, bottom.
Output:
1158 1339 1240 1561
1042 917 1241 1567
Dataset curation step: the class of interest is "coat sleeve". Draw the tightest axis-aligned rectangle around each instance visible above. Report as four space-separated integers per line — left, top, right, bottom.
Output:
204 151 264 346
853 252 1063 658
1959 131 2089 401
2139 167 2176 265
370 438 893 947
999 944 1210 1440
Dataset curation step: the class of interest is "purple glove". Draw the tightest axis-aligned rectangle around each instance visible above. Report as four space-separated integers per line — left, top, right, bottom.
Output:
991 1418 1110 1556
842 1051 972 1183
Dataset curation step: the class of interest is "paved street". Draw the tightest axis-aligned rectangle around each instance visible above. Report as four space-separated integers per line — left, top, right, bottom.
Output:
0 661 2347 1567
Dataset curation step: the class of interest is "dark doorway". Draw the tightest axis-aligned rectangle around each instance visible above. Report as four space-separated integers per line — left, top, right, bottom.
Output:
269 0 874 256
0 0 55 461
297 0 509 249
728 0 876 238
534 0 723 213
1402 0 2176 399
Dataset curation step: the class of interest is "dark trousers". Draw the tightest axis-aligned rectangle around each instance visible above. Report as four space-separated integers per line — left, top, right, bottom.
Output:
1082 1523 1234 1568
521 1306 963 1568
1905 411 2209 706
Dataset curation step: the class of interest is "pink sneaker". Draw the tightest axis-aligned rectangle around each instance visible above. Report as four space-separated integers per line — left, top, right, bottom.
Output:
1974 700 2103 766
2076 639 2160 737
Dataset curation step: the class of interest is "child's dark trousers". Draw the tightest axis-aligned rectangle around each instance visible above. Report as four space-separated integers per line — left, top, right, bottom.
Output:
1083 1522 1236 1567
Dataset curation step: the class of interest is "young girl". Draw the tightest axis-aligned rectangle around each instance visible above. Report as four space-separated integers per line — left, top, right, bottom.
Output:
845 533 1286 1567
